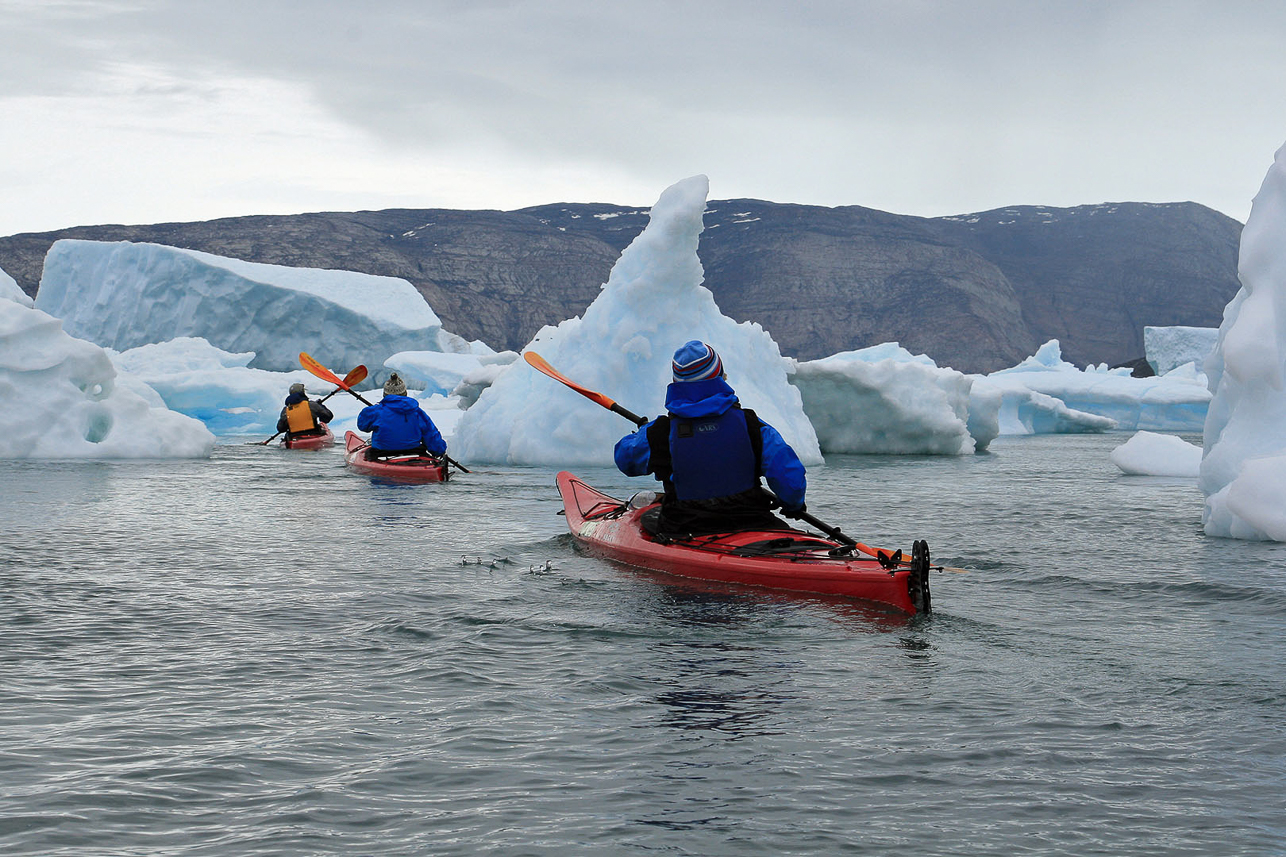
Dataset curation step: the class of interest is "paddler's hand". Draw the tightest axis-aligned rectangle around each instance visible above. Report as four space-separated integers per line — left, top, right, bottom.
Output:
782 503 807 519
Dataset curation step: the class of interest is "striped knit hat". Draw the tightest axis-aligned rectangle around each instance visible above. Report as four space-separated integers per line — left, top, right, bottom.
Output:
672 340 723 382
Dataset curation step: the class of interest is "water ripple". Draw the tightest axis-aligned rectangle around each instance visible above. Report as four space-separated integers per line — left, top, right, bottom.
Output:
1 438 1284 855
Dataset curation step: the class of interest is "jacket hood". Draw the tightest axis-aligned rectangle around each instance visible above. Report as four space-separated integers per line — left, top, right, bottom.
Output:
285 392 308 406
378 394 422 413
665 377 739 418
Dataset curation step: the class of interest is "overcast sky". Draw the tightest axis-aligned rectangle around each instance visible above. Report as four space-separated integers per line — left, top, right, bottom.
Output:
2 0 1283 237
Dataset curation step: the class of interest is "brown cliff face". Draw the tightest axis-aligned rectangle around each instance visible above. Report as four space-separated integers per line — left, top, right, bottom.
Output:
0 199 1240 374
697 202 1037 371
927 202 1243 368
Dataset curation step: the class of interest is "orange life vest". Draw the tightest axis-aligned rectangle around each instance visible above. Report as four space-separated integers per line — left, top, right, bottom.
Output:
285 400 318 434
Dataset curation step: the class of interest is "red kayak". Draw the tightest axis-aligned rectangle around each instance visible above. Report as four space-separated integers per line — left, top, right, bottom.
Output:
344 431 449 482
282 424 334 450
556 471 931 615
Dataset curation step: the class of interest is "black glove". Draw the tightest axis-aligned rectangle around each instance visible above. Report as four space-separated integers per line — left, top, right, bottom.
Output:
782 503 807 519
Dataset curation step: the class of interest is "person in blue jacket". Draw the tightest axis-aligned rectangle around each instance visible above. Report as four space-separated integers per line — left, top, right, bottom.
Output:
614 340 807 536
357 373 447 459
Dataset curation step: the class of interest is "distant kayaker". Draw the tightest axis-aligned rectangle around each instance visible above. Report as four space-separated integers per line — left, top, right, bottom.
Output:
614 340 808 536
357 373 448 460
276 382 333 440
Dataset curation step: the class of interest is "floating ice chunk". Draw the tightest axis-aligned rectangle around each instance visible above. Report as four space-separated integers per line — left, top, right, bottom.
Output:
35 239 451 381
1110 431 1202 476
1201 141 1286 541
1144 326 1219 377
454 176 821 466
983 339 1208 432
0 300 213 458
791 344 978 454
968 376 1116 435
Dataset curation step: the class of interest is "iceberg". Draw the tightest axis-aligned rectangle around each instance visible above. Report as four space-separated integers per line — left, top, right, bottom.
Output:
0 297 213 458
34 239 454 380
785 335 1210 455
786 339 1126 452
1201 142 1286 541
109 336 470 444
1110 431 1202 477
453 176 822 467
790 344 979 454
982 340 1210 432
1144 325 1219 377
969 378 1118 436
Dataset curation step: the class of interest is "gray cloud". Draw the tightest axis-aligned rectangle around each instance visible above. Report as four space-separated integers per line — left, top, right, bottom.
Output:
3 0 1286 231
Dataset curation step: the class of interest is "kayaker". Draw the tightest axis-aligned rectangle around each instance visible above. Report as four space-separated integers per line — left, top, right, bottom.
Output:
614 340 808 536
357 373 448 460
276 382 333 440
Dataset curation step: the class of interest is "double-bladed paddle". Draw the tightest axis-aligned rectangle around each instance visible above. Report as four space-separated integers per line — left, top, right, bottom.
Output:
522 350 966 572
523 352 649 427
255 363 368 445
318 364 367 403
300 352 471 473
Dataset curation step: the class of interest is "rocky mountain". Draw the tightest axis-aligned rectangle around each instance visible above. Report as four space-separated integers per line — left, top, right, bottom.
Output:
0 199 1242 374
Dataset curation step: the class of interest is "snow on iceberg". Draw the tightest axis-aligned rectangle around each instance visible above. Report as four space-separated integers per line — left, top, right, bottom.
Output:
0 299 213 458
1144 325 1218 377
982 340 1209 432
35 239 453 380
1110 431 1201 477
790 344 981 454
1201 142 1286 541
2 266 34 308
453 175 822 467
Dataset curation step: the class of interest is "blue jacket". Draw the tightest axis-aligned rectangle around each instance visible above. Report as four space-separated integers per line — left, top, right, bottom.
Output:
614 378 807 510
357 394 447 455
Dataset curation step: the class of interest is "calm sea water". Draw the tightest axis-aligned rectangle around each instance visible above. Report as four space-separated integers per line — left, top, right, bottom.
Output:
1 433 1283 856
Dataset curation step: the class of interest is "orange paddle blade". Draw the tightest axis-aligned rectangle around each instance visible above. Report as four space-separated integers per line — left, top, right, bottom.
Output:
523 351 617 411
300 352 345 388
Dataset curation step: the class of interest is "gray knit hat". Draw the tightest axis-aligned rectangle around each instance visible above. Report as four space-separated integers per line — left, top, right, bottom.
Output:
383 373 407 396
289 382 306 395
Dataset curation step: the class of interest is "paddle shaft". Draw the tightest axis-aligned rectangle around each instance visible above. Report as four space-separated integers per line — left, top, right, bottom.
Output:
522 350 857 547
